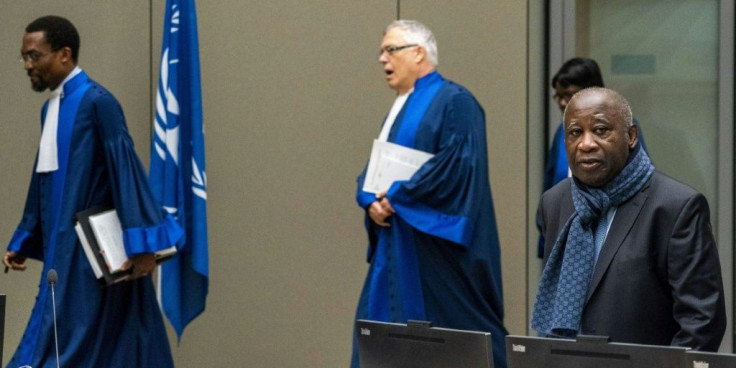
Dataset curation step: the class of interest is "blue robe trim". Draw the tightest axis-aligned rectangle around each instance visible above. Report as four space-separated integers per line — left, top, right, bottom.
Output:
365 218 427 321
354 72 508 368
7 230 37 258
356 190 375 209
14 72 91 366
360 71 445 323
7 71 179 368
48 70 90 268
388 186 471 246
544 124 568 193
123 214 184 255
394 71 444 147
354 71 445 210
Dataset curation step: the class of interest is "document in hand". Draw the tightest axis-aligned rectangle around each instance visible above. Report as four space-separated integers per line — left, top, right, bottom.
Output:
362 140 434 194
74 207 177 285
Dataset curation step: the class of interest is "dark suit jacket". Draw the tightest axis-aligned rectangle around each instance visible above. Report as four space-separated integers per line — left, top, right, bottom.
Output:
539 171 726 351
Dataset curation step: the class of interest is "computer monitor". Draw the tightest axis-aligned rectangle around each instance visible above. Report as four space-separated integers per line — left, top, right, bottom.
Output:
356 319 494 368
685 350 736 367
0 294 5 365
506 335 688 368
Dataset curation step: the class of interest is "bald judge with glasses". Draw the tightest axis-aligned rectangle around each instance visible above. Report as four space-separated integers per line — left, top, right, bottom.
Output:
352 20 508 368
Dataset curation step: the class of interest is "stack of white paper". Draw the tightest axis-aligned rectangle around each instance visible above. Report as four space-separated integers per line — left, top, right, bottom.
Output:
362 140 434 194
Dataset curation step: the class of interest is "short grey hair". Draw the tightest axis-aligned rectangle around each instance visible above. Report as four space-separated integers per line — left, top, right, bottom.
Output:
386 20 438 66
564 87 633 128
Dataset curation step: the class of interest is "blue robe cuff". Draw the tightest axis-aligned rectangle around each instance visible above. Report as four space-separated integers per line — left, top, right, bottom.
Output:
388 182 473 247
123 214 184 256
7 229 31 252
7 229 45 260
357 190 376 209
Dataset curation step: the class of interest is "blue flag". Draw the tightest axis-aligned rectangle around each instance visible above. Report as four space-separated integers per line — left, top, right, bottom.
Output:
150 0 208 338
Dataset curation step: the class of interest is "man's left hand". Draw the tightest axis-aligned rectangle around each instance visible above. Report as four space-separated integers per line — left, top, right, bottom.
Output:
122 253 156 279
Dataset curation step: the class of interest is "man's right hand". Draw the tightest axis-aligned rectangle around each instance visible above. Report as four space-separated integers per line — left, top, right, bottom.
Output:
4 251 27 272
368 195 395 227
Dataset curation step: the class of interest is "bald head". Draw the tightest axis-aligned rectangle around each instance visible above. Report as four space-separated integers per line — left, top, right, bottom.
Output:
564 87 633 129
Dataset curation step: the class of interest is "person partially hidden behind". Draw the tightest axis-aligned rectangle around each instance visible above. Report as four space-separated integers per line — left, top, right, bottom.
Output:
540 57 648 257
353 20 508 368
4 15 182 367
532 87 726 351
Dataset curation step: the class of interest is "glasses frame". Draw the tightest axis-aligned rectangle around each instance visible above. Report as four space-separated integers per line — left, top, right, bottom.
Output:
19 49 58 64
552 92 576 102
379 44 418 57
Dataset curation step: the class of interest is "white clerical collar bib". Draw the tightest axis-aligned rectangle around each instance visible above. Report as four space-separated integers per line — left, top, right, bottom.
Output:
377 88 413 142
36 66 83 173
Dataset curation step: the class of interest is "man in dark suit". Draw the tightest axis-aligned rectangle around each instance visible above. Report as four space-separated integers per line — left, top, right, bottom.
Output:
531 87 726 351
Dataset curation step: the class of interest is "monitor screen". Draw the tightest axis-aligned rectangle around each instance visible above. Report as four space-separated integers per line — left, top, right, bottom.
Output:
506 335 688 368
0 294 4 365
685 350 736 367
356 319 493 368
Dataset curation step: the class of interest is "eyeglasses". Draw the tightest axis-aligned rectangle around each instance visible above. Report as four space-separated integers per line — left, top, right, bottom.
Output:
379 44 418 57
552 92 576 102
552 86 583 103
19 50 56 63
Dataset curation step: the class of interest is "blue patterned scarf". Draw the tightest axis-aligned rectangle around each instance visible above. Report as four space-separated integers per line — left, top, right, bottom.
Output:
532 144 654 337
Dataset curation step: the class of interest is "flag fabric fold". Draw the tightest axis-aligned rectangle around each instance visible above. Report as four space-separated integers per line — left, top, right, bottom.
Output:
150 0 209 338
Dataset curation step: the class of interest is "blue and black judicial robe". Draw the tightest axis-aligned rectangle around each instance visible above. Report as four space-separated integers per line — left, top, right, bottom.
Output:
6 71 182 368
539 119 647 257
353 71 508 368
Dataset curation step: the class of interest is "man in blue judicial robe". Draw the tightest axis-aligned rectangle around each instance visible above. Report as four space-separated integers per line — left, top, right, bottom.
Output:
353 20 508 368
3 16 182 367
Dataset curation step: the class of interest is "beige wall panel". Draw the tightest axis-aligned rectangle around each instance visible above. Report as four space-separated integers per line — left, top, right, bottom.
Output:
165 1 395 366
400 0 529 335
0 2 151 364
526 0 547 335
